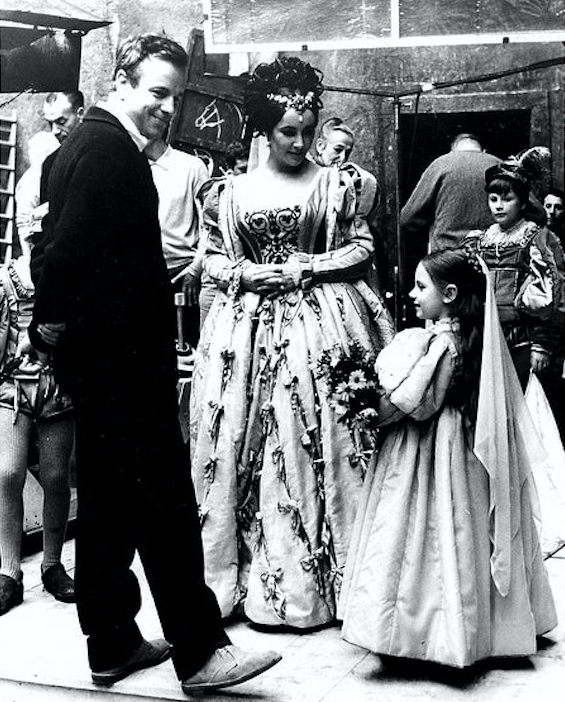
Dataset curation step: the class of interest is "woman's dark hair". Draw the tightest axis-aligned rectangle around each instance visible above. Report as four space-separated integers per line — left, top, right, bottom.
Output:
420 247 486 422
244 56 324 136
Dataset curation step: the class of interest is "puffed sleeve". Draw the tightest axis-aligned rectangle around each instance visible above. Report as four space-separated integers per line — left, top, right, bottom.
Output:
14 167 43 249
287 168 374 288
375 328 458 425
201 177 251 291
341 162 378 218
462 229 481 250
517 226 564 354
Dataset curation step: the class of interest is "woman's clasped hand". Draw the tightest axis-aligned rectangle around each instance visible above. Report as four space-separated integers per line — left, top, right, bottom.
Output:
241 263 297 296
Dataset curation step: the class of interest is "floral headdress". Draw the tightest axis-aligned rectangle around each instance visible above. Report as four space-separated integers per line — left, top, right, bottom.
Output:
244 56 324 135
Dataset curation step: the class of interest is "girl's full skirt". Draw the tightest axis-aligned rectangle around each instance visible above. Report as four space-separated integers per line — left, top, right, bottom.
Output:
340 404 557 667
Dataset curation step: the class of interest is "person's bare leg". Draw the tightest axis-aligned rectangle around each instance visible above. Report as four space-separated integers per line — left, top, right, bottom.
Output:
0 408 30 613
38 416 75 602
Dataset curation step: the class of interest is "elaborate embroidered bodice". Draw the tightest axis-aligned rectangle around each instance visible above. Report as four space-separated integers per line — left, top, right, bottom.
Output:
476 219 537 264
244 206 302 264
232 168 332 265
466 220 542 324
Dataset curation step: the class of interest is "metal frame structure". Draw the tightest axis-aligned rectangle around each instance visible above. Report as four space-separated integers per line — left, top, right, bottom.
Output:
203 0 565 53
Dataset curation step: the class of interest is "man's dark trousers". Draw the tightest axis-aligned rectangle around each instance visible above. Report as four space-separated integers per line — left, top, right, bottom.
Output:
73 376 229 680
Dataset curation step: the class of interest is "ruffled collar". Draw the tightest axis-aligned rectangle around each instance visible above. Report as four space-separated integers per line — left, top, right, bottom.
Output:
429 317 460 335
481 218 537 246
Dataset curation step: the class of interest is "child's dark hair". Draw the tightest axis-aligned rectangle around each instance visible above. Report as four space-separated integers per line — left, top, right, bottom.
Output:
420 247 486 422
484 159 533 209
486 176 529 206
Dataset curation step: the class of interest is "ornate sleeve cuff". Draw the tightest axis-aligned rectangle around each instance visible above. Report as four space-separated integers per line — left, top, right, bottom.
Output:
292 254 314 289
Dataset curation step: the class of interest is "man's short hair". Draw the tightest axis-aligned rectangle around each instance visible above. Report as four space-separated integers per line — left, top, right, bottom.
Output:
450 133 482 151
317 117 355 146
113 33 188 85
545 187 565 202
45 91 85 112
225 140 250 169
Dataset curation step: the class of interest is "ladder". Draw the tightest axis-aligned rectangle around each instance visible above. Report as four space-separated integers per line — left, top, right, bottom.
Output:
0 112 17 262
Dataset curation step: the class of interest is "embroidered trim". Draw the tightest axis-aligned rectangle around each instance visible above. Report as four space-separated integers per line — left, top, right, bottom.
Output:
480 220 538 249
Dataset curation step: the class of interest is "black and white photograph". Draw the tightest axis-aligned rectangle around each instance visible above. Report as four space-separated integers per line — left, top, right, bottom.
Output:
1 1 564 700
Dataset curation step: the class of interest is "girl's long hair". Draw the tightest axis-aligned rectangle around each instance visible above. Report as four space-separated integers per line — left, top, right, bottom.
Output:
420 247 486 423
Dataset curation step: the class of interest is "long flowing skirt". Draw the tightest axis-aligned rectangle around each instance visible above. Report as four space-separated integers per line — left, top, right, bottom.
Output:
340 408 557 667
190 282 383 627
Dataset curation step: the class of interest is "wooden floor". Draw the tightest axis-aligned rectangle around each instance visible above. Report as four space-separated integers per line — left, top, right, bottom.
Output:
0 540 563 702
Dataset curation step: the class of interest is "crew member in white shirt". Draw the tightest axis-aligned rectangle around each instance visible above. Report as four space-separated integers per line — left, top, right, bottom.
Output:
145 137 209 348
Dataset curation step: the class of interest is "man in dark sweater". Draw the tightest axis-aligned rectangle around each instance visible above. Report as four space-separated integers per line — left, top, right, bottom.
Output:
24 33 280 694
400 133 500 251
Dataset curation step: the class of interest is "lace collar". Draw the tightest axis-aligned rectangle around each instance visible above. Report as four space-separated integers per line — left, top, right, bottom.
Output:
430 317 460 335
481 218 537 247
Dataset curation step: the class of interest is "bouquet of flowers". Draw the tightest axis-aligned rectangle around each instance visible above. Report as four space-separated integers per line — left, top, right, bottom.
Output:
316 342 380 432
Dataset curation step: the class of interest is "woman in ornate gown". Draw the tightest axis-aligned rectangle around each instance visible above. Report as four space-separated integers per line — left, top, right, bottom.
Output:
189 57 394 629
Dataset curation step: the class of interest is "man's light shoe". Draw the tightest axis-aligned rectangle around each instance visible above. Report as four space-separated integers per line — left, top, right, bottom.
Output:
181 644 281 693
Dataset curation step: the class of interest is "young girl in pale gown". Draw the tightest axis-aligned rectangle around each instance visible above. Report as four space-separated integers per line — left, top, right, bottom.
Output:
189 57 394 629
340 247 557 668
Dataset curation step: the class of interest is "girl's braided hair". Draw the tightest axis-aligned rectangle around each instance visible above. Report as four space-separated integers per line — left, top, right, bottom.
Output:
244 56 324 136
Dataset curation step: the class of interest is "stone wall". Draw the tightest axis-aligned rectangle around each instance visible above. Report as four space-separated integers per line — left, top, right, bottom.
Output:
1 0 206 177
2 3 563 310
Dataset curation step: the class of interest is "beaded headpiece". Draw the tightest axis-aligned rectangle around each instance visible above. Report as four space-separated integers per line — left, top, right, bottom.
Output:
244 57 324 135
266 90 318 120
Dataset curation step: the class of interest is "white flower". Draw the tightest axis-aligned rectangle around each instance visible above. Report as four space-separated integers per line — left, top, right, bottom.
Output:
348 370 367 389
